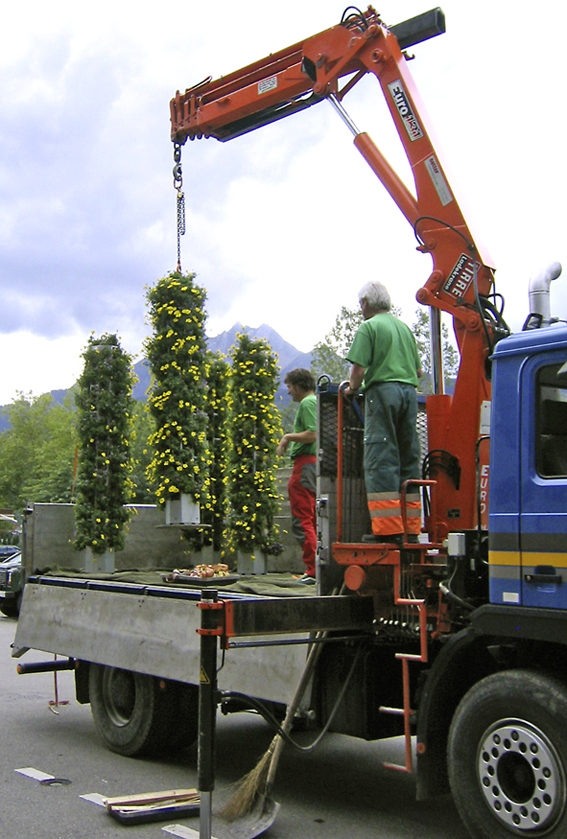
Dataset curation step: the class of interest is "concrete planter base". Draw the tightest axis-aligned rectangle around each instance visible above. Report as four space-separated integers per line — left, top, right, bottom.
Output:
84 547 115 574
165 494 200 526
236 551 267 575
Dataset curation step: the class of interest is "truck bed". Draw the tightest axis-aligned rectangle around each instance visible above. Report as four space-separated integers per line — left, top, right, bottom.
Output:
12 573 333 706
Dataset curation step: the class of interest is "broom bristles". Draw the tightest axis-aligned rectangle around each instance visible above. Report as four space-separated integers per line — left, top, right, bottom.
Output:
220 737 277 821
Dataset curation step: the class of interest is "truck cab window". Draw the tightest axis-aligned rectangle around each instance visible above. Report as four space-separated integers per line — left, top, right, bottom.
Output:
537 363 567 477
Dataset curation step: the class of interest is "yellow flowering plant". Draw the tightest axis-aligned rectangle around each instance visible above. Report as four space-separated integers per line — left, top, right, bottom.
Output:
74 333 135 555
226 332 283 555
184 351 230 552
144 271 210 506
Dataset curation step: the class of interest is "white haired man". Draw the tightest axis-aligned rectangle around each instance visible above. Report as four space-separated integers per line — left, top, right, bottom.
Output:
344 281 422 543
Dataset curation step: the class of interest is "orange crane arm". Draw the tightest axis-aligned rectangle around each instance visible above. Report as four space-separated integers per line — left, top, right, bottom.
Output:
170 7 495 331
170 7 509 532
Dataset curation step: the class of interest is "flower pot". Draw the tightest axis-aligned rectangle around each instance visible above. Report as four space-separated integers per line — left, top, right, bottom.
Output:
236 550 267 575
84 547 115 574
165 494 200 526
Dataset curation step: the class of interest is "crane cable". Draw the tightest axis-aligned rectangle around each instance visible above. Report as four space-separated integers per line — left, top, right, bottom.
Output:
173 142 185 272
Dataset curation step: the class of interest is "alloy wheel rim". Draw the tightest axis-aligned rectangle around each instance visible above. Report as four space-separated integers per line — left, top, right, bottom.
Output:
477 718 565 833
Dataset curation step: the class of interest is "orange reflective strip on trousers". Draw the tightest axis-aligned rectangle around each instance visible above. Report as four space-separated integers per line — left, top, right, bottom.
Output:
368 492 422 536
405 493 422 535
367 493 403 536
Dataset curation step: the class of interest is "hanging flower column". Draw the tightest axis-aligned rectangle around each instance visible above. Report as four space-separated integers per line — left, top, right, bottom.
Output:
144 271 210 522
227 332 282 569
74 333 135 569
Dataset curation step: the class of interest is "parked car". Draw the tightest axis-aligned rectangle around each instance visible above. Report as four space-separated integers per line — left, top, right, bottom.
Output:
0 550 23 617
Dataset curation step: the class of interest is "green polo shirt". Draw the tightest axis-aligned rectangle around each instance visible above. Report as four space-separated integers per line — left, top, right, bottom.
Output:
347 313 420 390
290 393 317 458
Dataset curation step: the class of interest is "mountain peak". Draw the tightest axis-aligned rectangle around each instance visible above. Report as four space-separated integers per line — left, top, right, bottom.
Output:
0 324 313 431
132 324 312 402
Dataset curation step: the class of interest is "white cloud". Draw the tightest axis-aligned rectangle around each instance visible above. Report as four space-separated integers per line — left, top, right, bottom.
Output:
0 0 564 403
0 331 85 405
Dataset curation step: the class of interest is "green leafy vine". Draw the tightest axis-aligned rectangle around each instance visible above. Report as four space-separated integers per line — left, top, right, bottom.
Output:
74 333 135 555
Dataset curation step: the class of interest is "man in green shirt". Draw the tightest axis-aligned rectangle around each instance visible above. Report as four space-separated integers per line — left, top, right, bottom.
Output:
277 369 317 582
345 281 422 543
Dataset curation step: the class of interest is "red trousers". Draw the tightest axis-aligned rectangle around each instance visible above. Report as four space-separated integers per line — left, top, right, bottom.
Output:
288 455 317 576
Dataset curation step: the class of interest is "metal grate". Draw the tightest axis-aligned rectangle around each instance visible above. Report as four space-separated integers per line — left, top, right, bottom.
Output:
316 384 428 557
318 385 366 479
317 383 427 479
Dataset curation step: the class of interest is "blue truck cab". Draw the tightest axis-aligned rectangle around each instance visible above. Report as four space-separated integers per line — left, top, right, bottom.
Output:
490 324 567 610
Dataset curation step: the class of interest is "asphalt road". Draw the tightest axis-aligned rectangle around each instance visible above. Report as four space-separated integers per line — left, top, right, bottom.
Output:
0 613 471 839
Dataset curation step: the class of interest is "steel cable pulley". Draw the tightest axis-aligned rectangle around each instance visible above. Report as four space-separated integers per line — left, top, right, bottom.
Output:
173 142 185 272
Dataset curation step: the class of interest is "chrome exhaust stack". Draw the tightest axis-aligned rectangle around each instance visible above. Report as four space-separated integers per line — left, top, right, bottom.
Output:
528 261 562 326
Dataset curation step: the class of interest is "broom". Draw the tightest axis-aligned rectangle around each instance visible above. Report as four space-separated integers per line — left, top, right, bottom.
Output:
221 626 327 821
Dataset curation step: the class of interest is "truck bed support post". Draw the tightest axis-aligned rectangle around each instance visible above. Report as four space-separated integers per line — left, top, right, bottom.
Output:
198 589 220 839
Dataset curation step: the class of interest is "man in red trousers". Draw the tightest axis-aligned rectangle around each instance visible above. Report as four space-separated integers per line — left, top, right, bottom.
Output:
277 368 317 583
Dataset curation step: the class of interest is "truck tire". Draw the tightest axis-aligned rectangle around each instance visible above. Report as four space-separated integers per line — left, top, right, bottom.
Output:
0 601 18 618
89 664 179 756
448 670 567 838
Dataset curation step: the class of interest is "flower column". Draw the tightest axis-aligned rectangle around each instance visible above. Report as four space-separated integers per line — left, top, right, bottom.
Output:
227 332 282 571
203 351 230 552
74 333 135 571
145 271 210 522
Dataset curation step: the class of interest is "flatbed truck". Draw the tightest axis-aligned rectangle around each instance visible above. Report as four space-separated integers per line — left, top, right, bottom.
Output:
13 9 567 839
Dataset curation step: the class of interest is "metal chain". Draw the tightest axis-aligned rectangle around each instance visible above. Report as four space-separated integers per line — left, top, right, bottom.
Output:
173 143 185 272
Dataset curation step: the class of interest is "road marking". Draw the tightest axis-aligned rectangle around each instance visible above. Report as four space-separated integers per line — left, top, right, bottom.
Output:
15 767 54 782
80 792 107 807
163 825 218 839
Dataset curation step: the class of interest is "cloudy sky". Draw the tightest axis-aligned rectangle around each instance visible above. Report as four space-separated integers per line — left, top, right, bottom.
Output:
0 0 564 404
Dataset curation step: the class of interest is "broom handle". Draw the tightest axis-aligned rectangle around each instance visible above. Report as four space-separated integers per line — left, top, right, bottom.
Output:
265 626 327 794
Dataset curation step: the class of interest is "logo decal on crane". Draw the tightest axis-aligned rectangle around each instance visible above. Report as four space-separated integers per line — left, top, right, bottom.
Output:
443 254 478 300
387 80 423 141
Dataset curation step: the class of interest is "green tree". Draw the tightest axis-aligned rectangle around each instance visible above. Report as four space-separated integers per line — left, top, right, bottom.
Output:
412 308 460 393
0 392 76 509
311 305 363 383
23 393 77 503
310 304 402 384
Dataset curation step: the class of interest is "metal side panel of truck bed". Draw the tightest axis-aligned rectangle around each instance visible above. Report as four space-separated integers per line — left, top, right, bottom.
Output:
12 577 312 706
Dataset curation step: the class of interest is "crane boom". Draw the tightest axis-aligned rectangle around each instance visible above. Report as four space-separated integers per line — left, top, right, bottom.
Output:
170 7 494 325
170 7 509 532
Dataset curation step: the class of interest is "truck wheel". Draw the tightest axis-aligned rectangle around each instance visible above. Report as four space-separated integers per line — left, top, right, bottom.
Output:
88 664 177 756
448 670 567 838
0 601 18 618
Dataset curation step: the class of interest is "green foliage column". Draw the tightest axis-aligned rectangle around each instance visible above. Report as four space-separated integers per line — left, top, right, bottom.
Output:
74 334 135 555
144 271 210 508
227 333 282 556
202 351 230 551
